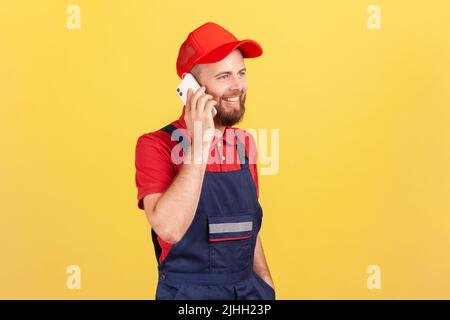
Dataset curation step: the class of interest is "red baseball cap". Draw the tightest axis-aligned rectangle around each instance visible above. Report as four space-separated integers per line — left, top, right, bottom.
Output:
176 22 263 78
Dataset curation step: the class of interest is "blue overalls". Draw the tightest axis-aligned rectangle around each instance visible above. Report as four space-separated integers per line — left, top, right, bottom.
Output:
151 124 275 300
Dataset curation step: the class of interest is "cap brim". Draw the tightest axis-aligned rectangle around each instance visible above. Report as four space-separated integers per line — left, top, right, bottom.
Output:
195 39 263 65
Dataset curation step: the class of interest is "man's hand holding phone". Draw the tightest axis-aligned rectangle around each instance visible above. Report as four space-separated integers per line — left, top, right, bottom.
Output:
184 86 218 164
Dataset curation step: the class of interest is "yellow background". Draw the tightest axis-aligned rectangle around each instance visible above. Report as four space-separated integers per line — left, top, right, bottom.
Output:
1 0 449 299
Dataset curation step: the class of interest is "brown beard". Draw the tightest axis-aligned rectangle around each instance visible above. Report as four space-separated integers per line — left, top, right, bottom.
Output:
213 94 246 127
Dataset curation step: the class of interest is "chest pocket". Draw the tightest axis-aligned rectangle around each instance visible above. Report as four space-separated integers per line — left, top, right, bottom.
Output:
208 214 254 272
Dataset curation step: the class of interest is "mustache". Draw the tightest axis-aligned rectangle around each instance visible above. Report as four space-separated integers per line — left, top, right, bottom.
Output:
213 91 247 126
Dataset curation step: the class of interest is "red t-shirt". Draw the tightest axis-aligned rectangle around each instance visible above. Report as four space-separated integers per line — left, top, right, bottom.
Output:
135 107 259 263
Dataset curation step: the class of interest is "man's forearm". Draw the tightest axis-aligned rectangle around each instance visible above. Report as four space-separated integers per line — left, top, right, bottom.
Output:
151 146 209 244
253 234 275 289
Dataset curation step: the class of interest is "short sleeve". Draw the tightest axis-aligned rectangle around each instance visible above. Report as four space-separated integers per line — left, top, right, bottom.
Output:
135 133 176 210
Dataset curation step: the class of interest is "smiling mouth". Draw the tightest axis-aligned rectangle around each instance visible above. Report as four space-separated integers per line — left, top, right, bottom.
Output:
222 96 240 103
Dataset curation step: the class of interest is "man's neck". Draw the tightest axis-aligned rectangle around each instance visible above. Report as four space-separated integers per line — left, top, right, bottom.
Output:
215 124 226 138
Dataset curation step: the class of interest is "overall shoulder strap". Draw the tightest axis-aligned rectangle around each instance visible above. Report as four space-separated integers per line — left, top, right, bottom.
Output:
160 123 178 137
160 124 189 146
233 130 249 168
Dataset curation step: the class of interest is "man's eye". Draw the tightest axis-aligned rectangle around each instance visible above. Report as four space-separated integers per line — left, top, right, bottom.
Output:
218 74 228 80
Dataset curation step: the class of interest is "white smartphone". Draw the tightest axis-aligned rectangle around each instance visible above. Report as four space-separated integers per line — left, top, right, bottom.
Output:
176 73 217 117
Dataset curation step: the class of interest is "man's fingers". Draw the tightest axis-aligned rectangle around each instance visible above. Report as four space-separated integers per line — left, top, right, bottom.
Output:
190 86 206 112
196 94 213 113
185 88 192 112
204 100 217 118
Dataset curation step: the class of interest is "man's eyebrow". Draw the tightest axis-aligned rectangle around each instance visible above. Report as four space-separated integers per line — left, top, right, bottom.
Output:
214 68 247 77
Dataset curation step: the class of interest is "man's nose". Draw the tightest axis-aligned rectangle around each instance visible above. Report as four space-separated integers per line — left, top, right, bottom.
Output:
229 75 244 92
